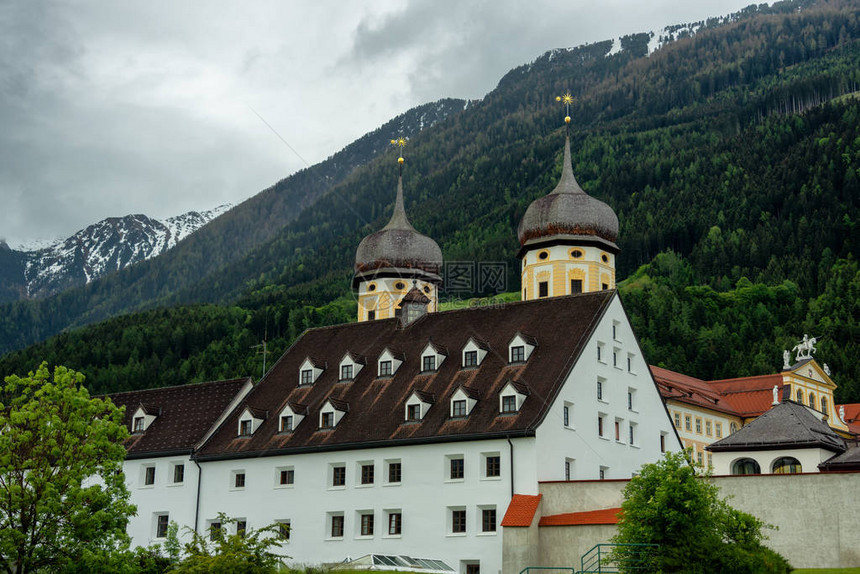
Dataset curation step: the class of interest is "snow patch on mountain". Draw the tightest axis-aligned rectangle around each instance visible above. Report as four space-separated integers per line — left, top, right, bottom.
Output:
21 204 231 298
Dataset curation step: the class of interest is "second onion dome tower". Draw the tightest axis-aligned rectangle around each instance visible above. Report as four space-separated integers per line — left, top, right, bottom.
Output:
517 94 619 300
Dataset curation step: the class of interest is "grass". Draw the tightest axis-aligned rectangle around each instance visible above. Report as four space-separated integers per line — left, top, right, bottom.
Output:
792 569 860 573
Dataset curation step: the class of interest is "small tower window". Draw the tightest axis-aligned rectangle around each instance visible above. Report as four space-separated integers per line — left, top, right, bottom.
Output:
368 283 377 292
395 282 406 290
602 283 609 290
571 279 582 294
538 282 548 297
570 249 583 259
538 250 549 260
368 310 376 321
601 254 608 263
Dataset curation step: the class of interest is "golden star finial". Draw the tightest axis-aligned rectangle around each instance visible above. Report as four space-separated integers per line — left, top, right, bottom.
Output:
390 137 408 170
557 92 574 127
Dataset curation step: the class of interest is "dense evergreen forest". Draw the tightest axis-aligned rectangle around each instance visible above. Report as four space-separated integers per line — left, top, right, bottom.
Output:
2 0 860 403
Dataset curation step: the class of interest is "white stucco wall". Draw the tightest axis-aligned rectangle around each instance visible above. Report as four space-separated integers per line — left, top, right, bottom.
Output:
534 296 681 481
193 438 536 574
710 446 838 476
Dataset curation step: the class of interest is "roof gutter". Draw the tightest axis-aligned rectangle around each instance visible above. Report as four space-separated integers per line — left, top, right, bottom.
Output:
193 429 535 462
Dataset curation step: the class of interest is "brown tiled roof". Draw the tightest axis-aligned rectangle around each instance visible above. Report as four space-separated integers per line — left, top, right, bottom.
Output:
539 507 621 526
501 494 542 527
706 400 846 453
819 444 860 471
195 292 614 460
108 378 251 459
650 366 740 417
708 373 784 417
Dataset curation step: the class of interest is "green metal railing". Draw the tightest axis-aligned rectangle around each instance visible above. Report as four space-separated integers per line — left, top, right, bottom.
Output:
579 543 659 573
518 567 576 574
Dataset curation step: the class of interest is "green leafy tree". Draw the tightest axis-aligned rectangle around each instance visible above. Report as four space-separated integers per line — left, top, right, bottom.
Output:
171 514 287 573
0 362 135 574
611 451 791 574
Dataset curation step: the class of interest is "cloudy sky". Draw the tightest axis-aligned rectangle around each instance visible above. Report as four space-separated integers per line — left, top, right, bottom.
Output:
0 0 757 248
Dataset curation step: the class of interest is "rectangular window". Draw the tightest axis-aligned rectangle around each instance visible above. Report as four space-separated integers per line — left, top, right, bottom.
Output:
464 350 478 367
236 520 246 537
300 369 313 385
280 415 293 432
156 514 169 538
599 467 607 480
368 310 376 321
510 345 525 363
705 420 712 437
485 455 500 477
674 412 681 428
613 350 618 367
538 281 548 298
627 355 632 372
563 405 570 426
629 424 635 445
602 282 609 290
209 521 221 541
612 322 618 340
331 515 344 538
422 355 436 372
278 521 290 541
332 465 346 487
173 464 184 484
322 412 334 428
597 344 602 361
388 512 402 535
695 418 702 434
660 433 666 453
597 380 603 400
627 390 633 410
482 508 497 532
685 415 692 431
450 458 464 480
452 399 467 417
564 460 571 480
239 420 252 436
615 420 621 441
133 417 145 432
708 453 713 467
407 404 421 421
234 472 245 488
715 423 723 439
598 415 604 437
361 464 374 485
360 513 374 536
379 360 392 376
388 462 401 483
571 279 582 293
280 469 294 485
340 364 353 380
501 395 517 413
144 466 156 486
452 510 467 533
697 451 703 465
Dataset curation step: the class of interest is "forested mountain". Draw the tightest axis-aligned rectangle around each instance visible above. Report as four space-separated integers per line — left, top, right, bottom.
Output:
2 0 860 403
0 98 466 351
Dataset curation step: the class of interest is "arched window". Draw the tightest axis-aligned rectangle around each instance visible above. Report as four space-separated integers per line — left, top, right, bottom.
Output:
772 457 802 474
821 397 828 415
808 393 816 409
796 389 804 403
731 458 761 475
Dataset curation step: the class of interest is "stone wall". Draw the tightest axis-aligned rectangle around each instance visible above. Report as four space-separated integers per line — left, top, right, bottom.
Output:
502 472 860 573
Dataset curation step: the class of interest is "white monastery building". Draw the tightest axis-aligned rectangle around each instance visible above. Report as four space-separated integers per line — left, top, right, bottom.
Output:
108 124 685 573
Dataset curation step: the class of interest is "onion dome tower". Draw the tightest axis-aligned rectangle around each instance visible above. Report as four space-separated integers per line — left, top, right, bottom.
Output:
517 93 619 301
353 138 442 322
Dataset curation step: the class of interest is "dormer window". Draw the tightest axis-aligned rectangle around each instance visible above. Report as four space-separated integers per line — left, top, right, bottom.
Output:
237 407 266 437
405 389 434 422
278 402 307 433
499 381 529 414
130 404 160 434
298 357 325 386
462 338 489 368
420 342 447 373
377 348 404 378
338 352 365 381
319 398 348 430
380 361 392 376
450 386 479 418
508 333 537 364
